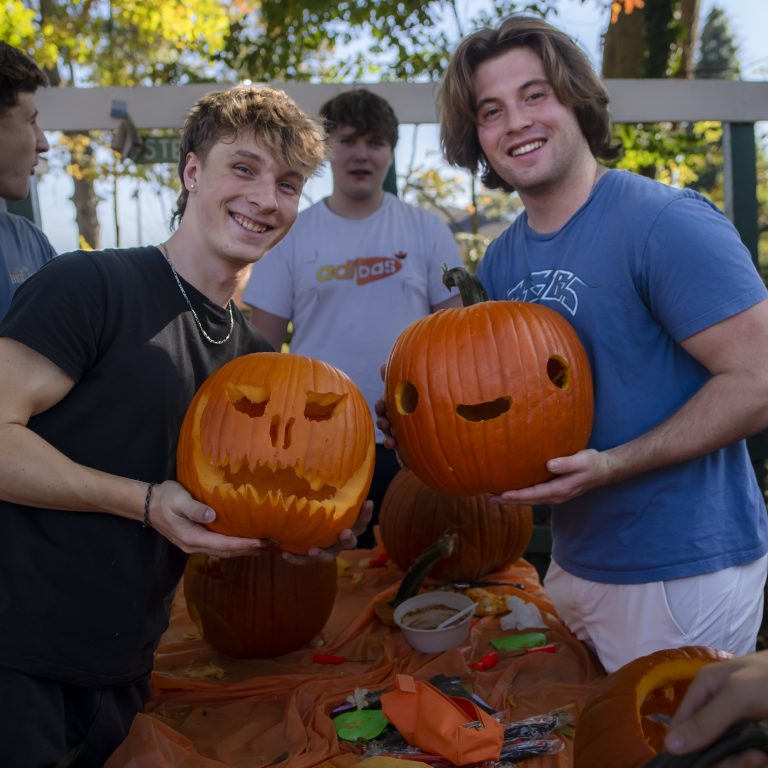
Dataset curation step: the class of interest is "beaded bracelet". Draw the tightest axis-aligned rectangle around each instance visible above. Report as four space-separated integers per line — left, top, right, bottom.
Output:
143 481 157 528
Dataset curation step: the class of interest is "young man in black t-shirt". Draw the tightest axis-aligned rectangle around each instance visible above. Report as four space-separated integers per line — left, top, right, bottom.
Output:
0 84 369 766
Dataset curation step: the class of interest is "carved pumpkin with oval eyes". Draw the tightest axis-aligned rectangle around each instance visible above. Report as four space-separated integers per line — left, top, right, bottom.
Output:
384 268 593 495
177 352 375 554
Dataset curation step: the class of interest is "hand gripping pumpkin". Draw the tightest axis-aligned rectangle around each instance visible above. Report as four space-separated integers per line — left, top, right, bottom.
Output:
184 551 338 658
379 469 533 582
384 267 593 495
177 352 375 553
574 646 730 768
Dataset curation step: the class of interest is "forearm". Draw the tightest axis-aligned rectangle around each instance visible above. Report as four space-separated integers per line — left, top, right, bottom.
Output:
499 367 768 506
0 424 278 557
0 423 147 521
603 369 768 485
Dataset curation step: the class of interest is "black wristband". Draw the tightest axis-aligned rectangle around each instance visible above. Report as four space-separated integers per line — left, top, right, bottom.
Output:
143 482 157 528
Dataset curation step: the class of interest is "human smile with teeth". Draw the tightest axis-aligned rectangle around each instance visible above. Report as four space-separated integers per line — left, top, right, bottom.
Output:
231 212 271 234
509 139 545 157
181 134 305 277
473 45 598 226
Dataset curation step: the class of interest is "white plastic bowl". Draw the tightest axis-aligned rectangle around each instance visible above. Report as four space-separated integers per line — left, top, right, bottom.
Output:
393 591 476 653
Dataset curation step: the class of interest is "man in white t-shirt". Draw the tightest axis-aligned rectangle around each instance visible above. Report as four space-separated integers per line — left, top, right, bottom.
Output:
243 88 462 547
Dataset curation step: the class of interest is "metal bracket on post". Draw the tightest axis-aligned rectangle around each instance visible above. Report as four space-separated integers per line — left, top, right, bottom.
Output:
110 99 143 161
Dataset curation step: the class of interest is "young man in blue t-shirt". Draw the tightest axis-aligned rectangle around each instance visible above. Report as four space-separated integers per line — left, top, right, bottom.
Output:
436 15 768 673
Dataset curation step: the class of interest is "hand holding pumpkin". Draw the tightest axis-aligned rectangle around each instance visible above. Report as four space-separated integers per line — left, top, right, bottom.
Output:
493 447 613 506
282 499 373 565
665 650 768 764
374 395 405 465
145 479 269 557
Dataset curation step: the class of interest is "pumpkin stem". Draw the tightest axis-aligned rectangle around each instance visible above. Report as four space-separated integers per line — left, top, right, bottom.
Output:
442 264 489 306
390 532 457 607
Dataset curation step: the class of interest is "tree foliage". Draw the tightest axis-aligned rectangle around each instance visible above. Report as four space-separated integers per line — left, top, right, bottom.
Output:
223 0 556 82
5 0 555 247
4 0 242 246
3 0 761 261
602 0 699 79
10 0 237 86
602 0 707 183
695 5 740 79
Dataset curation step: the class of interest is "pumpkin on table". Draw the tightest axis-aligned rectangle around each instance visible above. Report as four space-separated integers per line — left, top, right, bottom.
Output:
177 352 375 554
184 551 338 658
574 645 730 768
384 267 593 495
379 469 533 582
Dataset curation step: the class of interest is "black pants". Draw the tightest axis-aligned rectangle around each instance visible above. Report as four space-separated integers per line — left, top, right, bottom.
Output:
0 667 150 768
356 443 401 549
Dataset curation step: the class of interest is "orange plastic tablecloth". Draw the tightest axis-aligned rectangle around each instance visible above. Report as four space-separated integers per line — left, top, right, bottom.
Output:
106 552 605 768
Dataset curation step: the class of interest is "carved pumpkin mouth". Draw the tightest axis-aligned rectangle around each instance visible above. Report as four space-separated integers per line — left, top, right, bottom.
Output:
221 462 338 502
456 397 512 422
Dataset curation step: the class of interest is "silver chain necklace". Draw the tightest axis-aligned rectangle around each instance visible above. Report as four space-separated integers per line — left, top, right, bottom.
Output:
158 243 234 345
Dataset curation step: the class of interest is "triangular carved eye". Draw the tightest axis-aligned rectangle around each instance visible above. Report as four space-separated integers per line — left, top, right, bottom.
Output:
226 383 270 417
305 391 347 421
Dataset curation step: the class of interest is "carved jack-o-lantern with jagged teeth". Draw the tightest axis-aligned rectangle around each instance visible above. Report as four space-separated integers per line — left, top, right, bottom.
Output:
177 352 375 553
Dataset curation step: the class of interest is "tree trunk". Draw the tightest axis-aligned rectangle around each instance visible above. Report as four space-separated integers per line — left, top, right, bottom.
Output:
69 140 101 249
677 0 701 78
601 6 646 78
71 178 100 249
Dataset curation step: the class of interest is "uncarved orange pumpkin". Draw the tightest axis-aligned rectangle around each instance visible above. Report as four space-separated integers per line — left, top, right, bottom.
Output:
379 469 533 582
183 551 338 658
384 270 593 495
574 645 730 768
177 352 375 553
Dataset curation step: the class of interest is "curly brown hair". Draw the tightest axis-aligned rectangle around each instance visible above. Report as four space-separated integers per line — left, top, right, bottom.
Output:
172 85 326 226
439 15 620 192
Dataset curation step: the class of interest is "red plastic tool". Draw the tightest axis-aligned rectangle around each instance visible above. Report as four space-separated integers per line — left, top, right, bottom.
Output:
469 644 557 670
470 651 500 671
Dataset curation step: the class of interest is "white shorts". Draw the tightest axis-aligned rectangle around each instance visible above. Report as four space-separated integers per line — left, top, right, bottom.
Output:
544 554 768 673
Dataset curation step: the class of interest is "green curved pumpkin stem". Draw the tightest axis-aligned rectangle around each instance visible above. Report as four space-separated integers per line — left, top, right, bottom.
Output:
442 264 489 306
390 532 457 608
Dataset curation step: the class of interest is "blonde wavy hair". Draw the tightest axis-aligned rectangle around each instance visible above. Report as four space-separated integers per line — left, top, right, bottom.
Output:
172 85 326 226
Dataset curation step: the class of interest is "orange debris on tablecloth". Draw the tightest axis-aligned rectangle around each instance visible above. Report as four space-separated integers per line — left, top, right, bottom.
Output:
106 551 605 768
